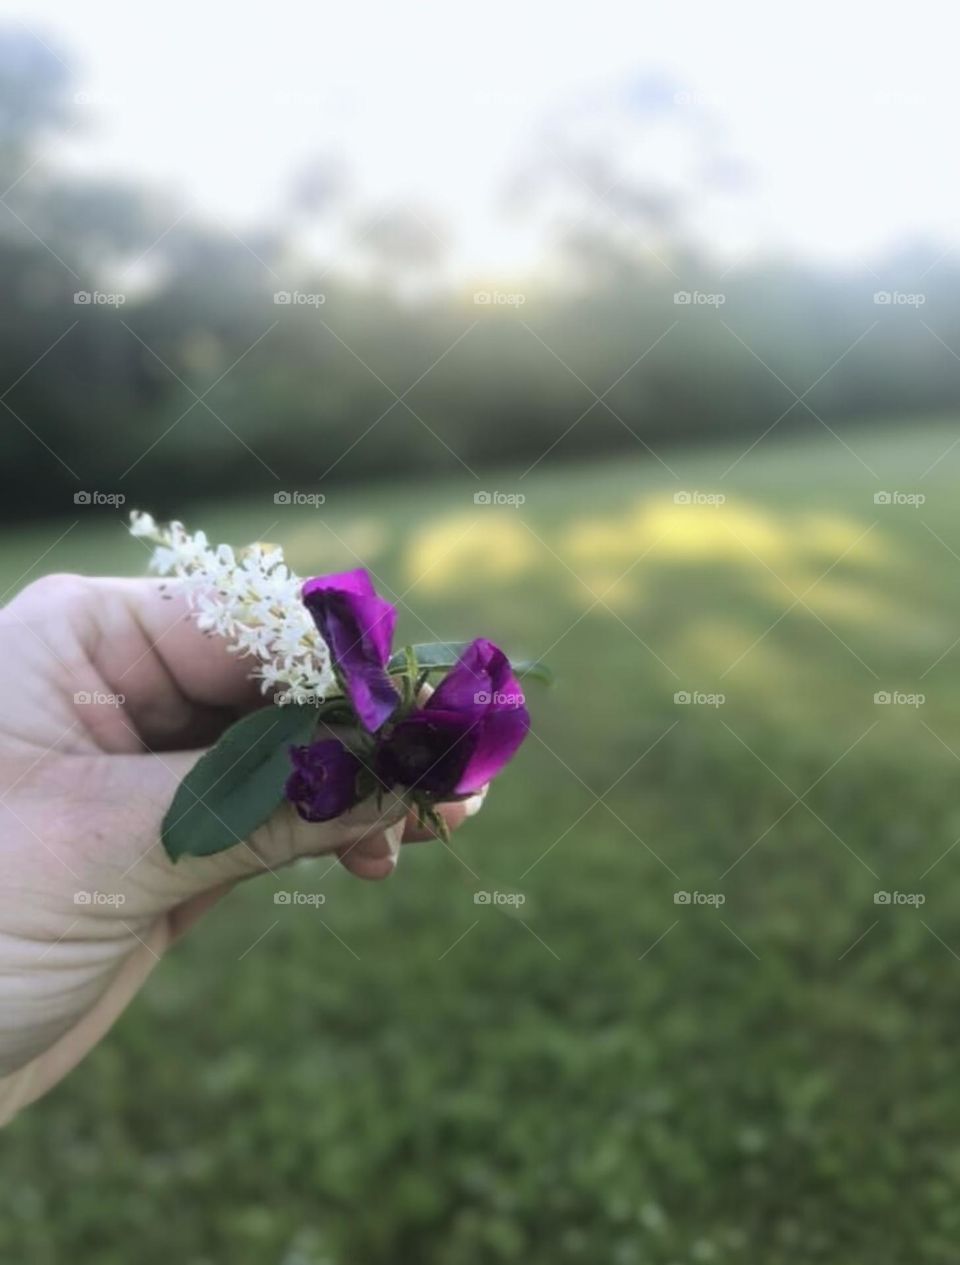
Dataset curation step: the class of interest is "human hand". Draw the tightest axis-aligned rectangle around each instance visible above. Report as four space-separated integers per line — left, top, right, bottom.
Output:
0 574 481 1122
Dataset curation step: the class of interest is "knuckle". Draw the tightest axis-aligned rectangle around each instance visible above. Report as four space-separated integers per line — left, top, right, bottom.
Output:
8 572 92 615
246 802 313 871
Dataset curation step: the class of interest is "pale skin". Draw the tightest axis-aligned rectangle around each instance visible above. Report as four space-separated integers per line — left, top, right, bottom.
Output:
0 574 479 1122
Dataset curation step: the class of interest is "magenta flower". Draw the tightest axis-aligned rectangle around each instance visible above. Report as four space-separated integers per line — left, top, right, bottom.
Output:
285 738 364 822
302 568 399 733
376 639 530 798
289 568 531 825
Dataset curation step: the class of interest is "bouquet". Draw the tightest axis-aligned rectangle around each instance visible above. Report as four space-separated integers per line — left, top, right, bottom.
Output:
129 513 551 860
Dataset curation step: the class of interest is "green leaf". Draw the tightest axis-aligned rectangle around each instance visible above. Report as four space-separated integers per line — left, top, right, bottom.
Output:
388 642 554 686
513 658 554 687
312 696 355 726
162 704 319 862
388 641 466 673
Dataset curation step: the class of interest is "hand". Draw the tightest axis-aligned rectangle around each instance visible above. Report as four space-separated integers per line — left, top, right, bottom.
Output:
0 574 480 1122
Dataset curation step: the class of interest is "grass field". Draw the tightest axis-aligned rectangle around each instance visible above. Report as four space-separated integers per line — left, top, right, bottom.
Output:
4 417 960 1263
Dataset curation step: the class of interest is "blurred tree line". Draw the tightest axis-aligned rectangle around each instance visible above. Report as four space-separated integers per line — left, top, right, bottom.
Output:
2 30 959 522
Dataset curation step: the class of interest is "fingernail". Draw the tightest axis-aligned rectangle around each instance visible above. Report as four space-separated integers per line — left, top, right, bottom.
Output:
385 820 405 848
464 794 484 817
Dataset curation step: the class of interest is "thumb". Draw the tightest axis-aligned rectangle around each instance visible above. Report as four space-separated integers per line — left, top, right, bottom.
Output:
106 749 409 913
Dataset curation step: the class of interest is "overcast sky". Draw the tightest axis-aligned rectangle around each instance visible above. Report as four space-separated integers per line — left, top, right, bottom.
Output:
2 0 953 277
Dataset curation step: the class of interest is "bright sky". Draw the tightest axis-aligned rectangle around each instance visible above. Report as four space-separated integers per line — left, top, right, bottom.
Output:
3 0 955 277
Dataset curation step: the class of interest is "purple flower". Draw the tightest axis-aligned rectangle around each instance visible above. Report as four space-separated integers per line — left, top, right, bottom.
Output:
377 638 530 797
285 738 363 822
302 568 399 733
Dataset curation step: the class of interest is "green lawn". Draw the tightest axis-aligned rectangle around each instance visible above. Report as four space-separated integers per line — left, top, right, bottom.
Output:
4 417 960 1263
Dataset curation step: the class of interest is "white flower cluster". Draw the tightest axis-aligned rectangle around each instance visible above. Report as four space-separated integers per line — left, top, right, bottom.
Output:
129 510 335 702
